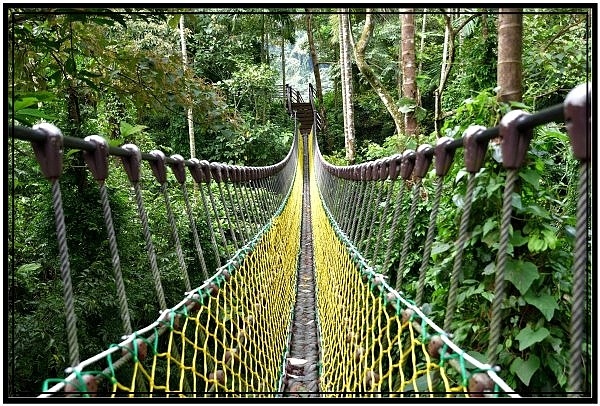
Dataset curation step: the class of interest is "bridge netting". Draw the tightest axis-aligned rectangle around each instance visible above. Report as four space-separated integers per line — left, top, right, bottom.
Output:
8 82 590 398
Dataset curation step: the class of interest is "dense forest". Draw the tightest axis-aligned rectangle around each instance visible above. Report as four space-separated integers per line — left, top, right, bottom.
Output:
8 7 592 396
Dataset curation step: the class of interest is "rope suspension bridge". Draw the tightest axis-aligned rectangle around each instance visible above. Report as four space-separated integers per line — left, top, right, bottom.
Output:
9 82 590 398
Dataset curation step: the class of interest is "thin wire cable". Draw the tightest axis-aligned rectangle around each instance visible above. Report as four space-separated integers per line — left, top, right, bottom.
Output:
486 169 518 363
568 161 590 395
51 180 80 367
99 182 132 335
444 174 476 332
364 180 385 257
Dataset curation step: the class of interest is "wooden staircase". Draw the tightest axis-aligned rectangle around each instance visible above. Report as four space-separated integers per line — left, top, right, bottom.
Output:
285 84 324 136
292 102 314 135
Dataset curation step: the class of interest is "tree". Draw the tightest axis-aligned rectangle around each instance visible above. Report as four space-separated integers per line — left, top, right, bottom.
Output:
339 10 355 163
497 9 523 102
306 10 324 104
179 15 196 159
401 10 418 136
433 10 478 135
352 10 404 137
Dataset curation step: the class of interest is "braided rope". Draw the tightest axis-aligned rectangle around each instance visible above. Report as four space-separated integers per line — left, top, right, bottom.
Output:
216 182 239 251
132 182 167 310
205 184 230 257
160 183 191 292
382 181 406 275
372 182 394 266
197 182 222 268
444 174 476 332
356 181 377 252
416 177 445 306
51 180 80 367
568 162 590 395
231 182 250 243
395 180 422 291
99 182 132 335
223 181 244 245
180 183 209 280
486 169 518 363
364 181 385 259
349 181 366 243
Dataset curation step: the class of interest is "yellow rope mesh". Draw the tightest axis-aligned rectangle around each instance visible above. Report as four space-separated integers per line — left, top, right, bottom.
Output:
41 139 304 398
309 132 469 397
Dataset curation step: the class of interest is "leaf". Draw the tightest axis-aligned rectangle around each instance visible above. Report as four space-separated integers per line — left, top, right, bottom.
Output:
510 355 540 385
510 230 529 247
515 326 549 351
17 263 42 275
120 121 148 138
511 193 523 210
524 292 559 321
505 260 539 295
431 242 452 256
15 108 58 121
483 218 496 237
519 169 540 190
65 56 77 75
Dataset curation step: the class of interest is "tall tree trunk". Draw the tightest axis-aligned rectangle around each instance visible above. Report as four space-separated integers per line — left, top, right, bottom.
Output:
433 12 477 136
352 10 404 137
401 10 418 136
340 11 355 164
281 34 286 105
497 9 523 102
417 11 427 106
179 15 196 159
306 11 324 103
397 13 403 102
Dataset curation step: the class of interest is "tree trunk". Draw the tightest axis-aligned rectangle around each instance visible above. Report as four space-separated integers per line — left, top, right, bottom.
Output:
417 11 427 106
497 9 523 102
433 12 477 136
352 10 404 137
179 15 196 159
340 11 355 163
306 11 324 103
281 34 286 105
401 11 418 136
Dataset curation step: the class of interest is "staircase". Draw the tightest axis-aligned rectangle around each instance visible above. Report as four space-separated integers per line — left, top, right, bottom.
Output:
285 84 324 136
292 102 314 135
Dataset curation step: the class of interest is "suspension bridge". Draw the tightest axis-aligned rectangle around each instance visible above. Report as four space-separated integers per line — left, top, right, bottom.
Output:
8 82 590 398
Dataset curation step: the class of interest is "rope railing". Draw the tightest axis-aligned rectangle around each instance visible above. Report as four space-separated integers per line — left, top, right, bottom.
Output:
9 122 302 397
311 83 590 396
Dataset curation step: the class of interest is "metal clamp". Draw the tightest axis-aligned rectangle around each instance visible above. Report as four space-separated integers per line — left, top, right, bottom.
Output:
82 135 109 181
31 123 64 180
499 110 533 169
121 144 142 183
148 150 167 184
388 154 403 181
414 144 434 179
463 125 488 173
400 150 416 180
168 154 187 184
434 136 456 177
564 82 591 161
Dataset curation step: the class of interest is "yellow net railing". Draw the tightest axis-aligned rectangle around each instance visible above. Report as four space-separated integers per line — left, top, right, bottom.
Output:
40 135 304 397
309 131 516 397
